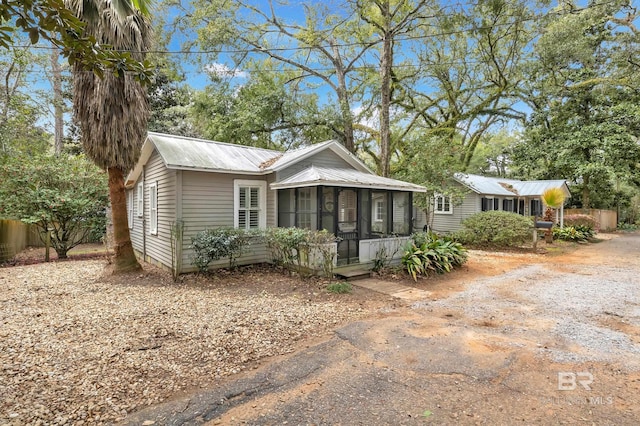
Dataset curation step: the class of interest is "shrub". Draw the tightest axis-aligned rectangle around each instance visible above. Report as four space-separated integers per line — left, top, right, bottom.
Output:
553 226 590 242
453 211 533 247
263 227 337 277
564 214 598 232
401 232 467 281
327 281 352 294
190 228 252 272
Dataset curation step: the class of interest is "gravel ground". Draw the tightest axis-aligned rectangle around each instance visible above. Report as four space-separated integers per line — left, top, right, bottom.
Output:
0 260 377 425
415 234 640 368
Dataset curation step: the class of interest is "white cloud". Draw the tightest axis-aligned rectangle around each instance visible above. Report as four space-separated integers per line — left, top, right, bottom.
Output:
204 63 247 79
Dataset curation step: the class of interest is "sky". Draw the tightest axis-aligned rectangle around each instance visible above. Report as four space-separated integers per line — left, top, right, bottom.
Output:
4 0 636 137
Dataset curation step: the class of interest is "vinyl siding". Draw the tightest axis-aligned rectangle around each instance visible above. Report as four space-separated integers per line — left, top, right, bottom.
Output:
179 171 274 273
127 179 145 252
432 193 479 233
276 149 352 181
144 150 176 268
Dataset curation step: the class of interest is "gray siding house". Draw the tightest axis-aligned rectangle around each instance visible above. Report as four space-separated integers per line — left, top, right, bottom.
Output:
125 132 426 273
417 173 571 234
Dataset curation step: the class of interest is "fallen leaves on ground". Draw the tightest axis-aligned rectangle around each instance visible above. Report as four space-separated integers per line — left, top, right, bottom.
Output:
0 260 377 425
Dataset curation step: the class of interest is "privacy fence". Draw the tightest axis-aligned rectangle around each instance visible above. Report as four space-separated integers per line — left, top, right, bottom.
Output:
565 209 617 232
0 220 42 261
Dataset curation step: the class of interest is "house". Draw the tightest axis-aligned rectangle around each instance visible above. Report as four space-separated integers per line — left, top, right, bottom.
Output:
417 173 571 234
124 132 426 273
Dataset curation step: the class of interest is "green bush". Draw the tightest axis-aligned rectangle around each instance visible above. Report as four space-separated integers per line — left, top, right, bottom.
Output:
618 222 639 231
453 211 533 247
553 226 589 242
327 281 352 294
401 232 467 281
190 228 253 272
564 214 598 232
263 227 337 277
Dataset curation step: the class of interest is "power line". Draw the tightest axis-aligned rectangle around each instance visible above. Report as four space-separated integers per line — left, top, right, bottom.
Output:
4 0 623 56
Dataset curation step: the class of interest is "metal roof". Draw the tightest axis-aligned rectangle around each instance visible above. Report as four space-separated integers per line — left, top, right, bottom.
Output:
125 133 426 192
270 166 427 192
454 173 570 198
149 133 278 173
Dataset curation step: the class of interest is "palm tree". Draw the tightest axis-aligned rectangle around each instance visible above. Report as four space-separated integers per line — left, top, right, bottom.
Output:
541 187 566 243
68 0 151 272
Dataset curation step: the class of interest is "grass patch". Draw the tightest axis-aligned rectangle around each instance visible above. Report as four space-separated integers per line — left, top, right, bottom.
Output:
327 281 352 294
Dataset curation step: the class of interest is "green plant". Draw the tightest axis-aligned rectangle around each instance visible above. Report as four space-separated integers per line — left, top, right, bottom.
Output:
553 226 589 242
453 211 533 247
190 227 252 273
263 227 337 277
617 222 638 231
0 154 109 259
327 281 352 294
401 233 467 281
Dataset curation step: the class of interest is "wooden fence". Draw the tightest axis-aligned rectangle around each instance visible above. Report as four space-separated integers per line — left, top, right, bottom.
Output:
0 219 43 261
565 209 618 232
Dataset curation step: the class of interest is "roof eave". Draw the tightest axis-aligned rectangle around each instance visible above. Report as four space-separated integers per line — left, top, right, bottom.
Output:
270 180 427 192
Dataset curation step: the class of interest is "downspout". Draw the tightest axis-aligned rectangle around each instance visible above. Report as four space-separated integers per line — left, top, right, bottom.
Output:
142 165 146 260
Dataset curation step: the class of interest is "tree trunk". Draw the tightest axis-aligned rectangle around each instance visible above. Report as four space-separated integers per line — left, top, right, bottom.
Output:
332 43 355 154
108 167 141 273
582 174 590 209
51 46 64 155
379 30 392 177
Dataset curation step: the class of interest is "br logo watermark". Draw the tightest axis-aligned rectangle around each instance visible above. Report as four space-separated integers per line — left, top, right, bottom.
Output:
540 371 614 406
558 372 593 391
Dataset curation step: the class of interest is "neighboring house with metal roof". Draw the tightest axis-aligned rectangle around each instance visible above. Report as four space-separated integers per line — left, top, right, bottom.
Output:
124 132 426 273
416 173 571 234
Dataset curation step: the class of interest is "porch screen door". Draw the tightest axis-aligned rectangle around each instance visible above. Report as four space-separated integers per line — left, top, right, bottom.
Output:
337 189 358 264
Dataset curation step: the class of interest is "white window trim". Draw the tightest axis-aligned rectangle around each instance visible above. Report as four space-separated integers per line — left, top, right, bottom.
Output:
149 182 158 235
234 180 267 229
127 190 134 229
373 199 385 222
136 181 144 217
434 194 453 215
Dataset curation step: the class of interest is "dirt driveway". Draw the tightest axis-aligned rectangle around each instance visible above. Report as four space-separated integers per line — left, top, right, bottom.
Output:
124 233 640 425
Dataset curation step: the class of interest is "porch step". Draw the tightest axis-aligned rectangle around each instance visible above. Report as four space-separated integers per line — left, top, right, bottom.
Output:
352 278 432 301
334 264 372 281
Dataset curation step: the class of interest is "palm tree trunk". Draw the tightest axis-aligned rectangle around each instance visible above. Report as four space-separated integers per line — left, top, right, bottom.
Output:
108 167 141 272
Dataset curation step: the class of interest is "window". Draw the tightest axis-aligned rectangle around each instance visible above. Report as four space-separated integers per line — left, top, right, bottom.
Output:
136 182 144 217
435 194 452 214
234 180 267 230
371 192 387 234
296 187 313 229
530 199 543 217
481 197 499 212
127 190 134 229
392 192 411 235
149 182 158 235
374 199 385 222
503 199 514 212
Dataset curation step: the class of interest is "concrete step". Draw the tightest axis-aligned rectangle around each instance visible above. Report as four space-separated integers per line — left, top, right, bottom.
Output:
351 278 431 301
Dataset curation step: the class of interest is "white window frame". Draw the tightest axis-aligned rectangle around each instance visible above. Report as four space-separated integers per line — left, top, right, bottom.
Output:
234 180 267 230
127 190 134 228
374 199 385 222
136 181 144 217
434 194 453 215
149 182 158 235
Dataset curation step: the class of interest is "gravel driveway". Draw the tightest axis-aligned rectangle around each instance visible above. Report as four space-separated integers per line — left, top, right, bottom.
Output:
124 233 640 425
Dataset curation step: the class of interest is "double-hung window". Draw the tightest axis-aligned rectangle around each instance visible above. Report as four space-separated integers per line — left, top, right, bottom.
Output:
127 191 134 228
434 194 452 214
234 180 267 230
136 182 144 217
149 182 158 235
